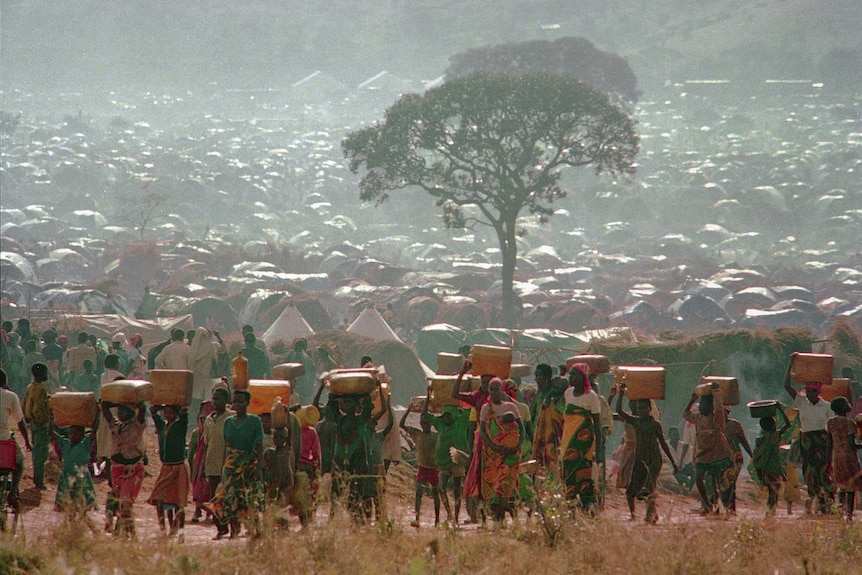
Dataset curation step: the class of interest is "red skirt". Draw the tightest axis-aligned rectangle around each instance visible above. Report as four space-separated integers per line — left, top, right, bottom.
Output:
148 462 190 507
417 466 440 487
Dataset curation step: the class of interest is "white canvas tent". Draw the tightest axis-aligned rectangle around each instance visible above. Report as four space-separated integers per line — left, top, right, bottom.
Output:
346 307 435 378
261 306 314 347
346 307 401 342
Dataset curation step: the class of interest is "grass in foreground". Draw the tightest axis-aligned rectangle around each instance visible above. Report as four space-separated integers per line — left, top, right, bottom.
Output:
2 502 862 575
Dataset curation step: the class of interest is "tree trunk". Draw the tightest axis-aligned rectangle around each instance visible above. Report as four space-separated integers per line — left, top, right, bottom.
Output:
498 219 519 328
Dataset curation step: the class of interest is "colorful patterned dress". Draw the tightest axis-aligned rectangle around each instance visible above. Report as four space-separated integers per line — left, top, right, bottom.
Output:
209 414 264 526
826 415 862 492
480 406 520 505
560 390 600 507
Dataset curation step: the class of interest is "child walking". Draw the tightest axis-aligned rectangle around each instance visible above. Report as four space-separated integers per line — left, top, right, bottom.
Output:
750 406 791 518
262 427 294 507
148 404 190 541
102 401 147 537
51 423 97 517
400 392 441 527
188 400 214 523
615 386 678 523
826 397 862 521
295 405 322 527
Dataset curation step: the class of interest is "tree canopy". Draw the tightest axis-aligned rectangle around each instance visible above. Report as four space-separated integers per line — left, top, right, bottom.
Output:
446 37 640 105
342 72 639 326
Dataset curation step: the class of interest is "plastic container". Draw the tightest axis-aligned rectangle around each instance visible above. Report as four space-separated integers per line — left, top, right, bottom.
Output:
232 350 249 391
270 396 290 429
328 372 376 395
429 375 461 408
326 366 389 384
437 352 464 375
0 439 16 471
428 375 480 409
566 355 611 375
248 379 292 415
50 391 99 427
748 400 778 418
100 380 153 405
372 382 391 414
149 369 194 406
791 353 833 386
408 396 428 413
272 363 305 381
622 366 666 400
702 376 740 406
821 377 852 402
469 344 512 379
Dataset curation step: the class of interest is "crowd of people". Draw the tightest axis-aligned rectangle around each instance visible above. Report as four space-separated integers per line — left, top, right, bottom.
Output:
1 320 862 540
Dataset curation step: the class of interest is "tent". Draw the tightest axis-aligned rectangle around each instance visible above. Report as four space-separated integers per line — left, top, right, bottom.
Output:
414 323 467 369
346 307 401 342
261 305 314 348
346 308 435 380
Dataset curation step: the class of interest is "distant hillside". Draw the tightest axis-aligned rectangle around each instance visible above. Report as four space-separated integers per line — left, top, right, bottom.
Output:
1 0 860 95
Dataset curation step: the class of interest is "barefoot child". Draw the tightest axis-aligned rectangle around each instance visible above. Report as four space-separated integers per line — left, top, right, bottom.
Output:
148 404 191 540
102 401 147 537
826 397 862 521
262 426 295 529
400 391 441 527
683 385 734 516
750 406 791 517
295 405 322 526
188 400 214 523
51 423 97 515
615 386 678 523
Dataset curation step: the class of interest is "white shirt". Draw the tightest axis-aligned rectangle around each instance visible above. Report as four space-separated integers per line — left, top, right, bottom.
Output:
794 393 832 432
564 388 601 415
1 387 24 441
680 420 697 464
155 340 191 370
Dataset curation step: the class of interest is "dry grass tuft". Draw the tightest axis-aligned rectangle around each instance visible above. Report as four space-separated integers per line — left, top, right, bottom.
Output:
2 511 861 574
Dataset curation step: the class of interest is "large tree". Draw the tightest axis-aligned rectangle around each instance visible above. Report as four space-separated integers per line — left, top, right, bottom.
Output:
342 73 639 326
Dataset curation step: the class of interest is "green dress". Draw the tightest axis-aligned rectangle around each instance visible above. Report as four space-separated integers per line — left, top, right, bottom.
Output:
210 414 265 524
331 395 376 517
55 436 96 510
561 403 597 506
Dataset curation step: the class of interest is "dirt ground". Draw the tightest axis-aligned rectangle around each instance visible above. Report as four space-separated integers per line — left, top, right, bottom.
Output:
8 430 855 547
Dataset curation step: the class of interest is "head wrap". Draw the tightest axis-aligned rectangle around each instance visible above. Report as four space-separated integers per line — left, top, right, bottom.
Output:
128 333 143 348
189 327 213 366
488 377 504 401
502 379 518 401
804 382 823 391
569 362 591 393
57 334 68 345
